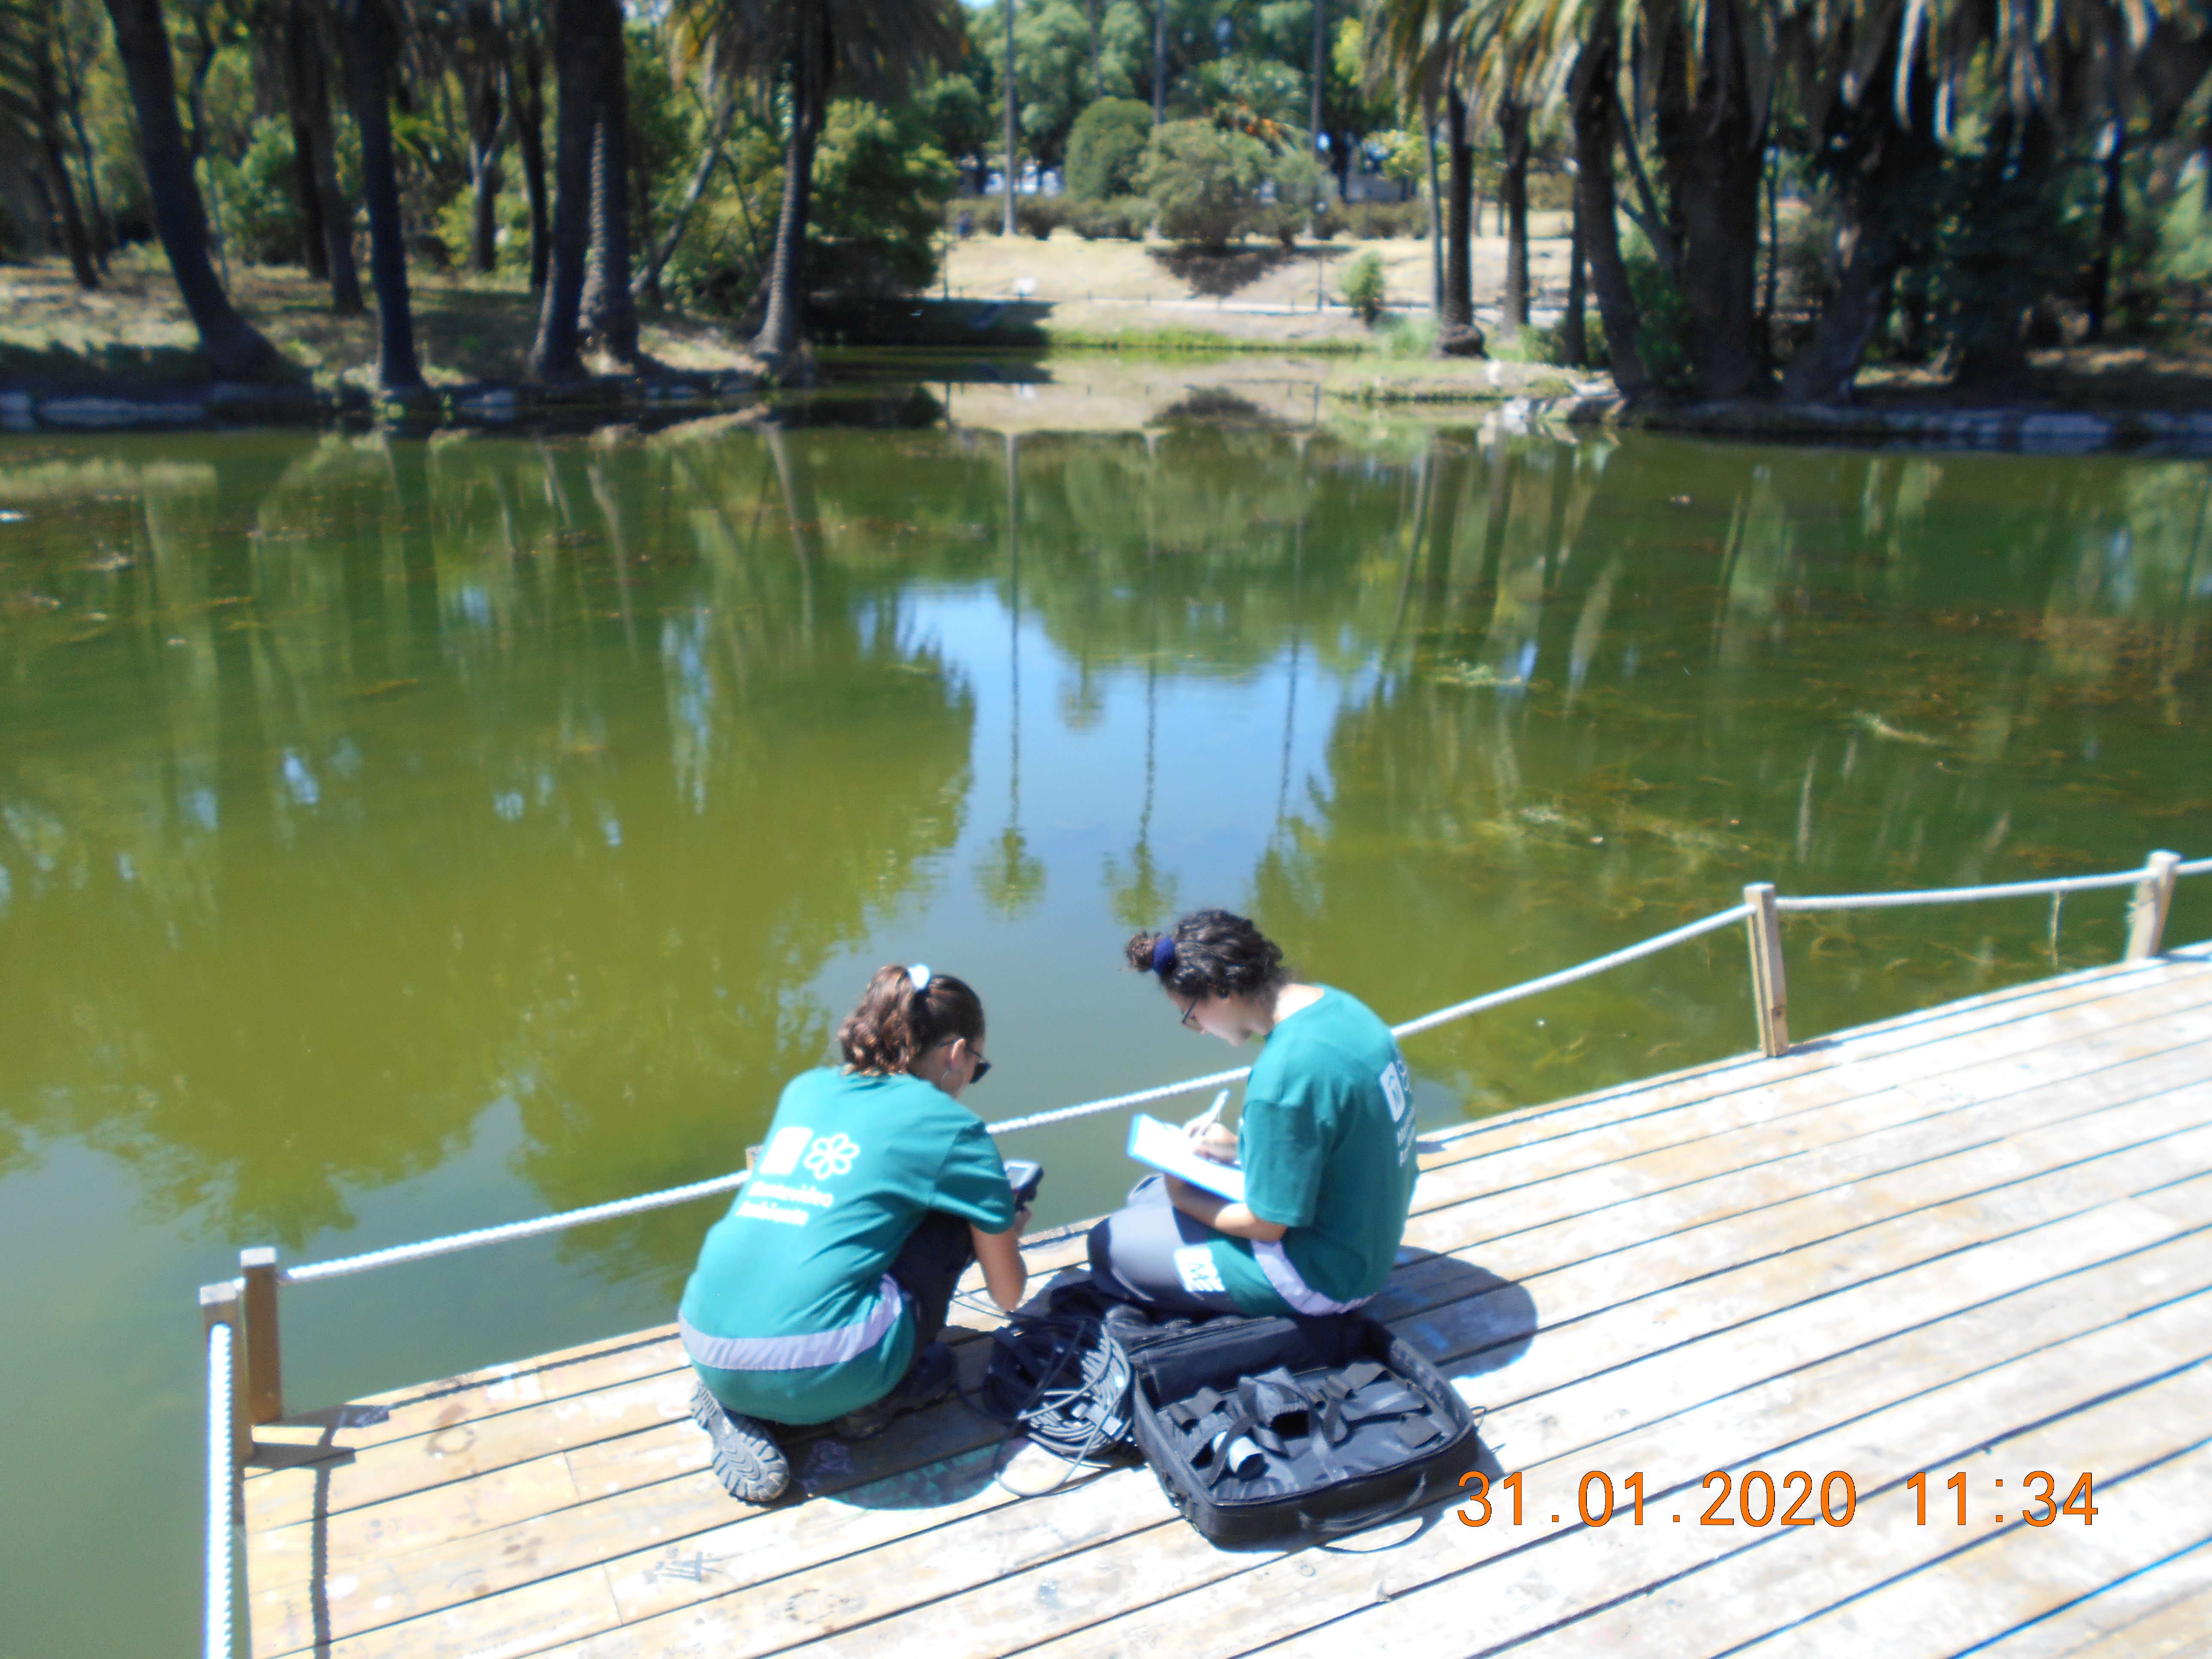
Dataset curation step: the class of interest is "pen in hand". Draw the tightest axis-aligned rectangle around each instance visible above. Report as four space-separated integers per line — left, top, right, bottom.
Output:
1185 1090 1235 1163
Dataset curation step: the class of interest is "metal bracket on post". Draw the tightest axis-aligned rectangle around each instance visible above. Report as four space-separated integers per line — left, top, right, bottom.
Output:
200 1281 251 1516
1744 882 1790 1058
2126 851 2182 962
240 1247 284 1426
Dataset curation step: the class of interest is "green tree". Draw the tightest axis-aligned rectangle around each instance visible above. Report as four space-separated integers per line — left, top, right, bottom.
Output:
1065 93 1149 197
690 0 965 364
1138 115 1263 249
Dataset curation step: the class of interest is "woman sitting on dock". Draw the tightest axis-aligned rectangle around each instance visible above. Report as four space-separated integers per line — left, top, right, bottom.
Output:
1089 909 1420 1319
681 965 1031 1502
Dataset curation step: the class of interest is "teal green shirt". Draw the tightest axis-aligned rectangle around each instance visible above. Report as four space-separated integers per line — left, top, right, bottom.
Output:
680 1068 1016 1424
1206 987 1419 1316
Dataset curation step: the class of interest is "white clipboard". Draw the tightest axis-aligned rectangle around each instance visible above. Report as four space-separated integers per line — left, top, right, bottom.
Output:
1125 1112 1246 1203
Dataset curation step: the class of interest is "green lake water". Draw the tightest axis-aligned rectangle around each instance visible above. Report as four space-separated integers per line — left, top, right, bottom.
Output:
1 401 2207 1653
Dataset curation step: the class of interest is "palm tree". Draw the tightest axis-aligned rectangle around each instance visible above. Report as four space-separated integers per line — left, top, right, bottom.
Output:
1369 0 1483 355
100 0 287 378
531 0 626 377
690 0 965 364
340 0 424 391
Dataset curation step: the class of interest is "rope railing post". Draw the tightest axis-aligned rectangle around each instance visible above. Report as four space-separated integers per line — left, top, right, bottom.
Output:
239 1247 284 1426
199 1280 251 1482
1744 882 1790 1057
201 1279 247 1659
2127 851 2183 962
202 1313 237 1659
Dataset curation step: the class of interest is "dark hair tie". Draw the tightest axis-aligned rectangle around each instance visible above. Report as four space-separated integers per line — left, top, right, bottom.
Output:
1151 935 1177 976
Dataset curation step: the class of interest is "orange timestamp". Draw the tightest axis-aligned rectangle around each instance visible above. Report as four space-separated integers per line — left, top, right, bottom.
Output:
1457 1470 2098 1529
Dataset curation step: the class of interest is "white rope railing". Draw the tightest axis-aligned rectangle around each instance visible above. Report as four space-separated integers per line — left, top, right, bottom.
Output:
271 854 2205 1287
204 1322 235 1659
1775 869 2146 912
284 1169 753 1285
1389 903 1753 1039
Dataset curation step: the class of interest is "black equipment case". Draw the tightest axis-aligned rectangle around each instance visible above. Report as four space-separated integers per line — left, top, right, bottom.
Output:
1126 1310 1480 1546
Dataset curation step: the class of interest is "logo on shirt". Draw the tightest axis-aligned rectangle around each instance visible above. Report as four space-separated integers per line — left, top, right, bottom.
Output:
1379 1056 1411 1121
757 1125 814 1177
802 1131 860 1180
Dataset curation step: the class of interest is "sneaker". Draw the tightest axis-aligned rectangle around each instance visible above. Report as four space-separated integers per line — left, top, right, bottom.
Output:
830 1341 956 1441
690 1379 790 1502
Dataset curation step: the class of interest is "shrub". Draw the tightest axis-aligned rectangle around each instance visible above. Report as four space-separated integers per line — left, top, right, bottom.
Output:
1066 98 1152 201
1339 249 1386 322
1019 196 1071 239
1139 120 1265 252
1070 196 1149 240
1346 200 1423 240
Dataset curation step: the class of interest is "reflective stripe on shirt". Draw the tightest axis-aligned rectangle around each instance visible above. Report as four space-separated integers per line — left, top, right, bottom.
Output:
679 1274 905 1373
1253 1240 1372 1316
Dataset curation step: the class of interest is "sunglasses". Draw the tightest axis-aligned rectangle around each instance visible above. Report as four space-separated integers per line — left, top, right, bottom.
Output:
1179 996 1202 1030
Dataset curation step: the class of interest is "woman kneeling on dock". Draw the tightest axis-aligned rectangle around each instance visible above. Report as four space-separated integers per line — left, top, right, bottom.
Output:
1090 909 1419 1319
681 965 1031 1502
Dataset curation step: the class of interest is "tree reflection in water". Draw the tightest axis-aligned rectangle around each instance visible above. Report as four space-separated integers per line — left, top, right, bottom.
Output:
0 422 2206 1278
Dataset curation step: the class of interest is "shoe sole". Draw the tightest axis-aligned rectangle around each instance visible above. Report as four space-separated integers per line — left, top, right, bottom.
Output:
692 1380 791 1502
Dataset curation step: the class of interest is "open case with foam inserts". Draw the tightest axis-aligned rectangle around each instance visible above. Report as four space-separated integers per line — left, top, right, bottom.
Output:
1126 1310 1480 1547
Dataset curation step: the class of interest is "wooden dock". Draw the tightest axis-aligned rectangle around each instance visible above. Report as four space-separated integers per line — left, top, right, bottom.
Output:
242 942 2212 1659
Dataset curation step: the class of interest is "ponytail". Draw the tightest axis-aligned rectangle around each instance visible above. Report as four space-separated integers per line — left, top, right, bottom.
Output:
838 964 985 1076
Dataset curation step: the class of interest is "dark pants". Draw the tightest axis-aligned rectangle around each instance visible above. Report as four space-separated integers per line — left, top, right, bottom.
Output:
889 1209 975 1351
1086 1176 1245 1318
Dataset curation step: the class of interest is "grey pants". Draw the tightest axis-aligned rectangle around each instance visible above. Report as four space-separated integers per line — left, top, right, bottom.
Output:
1086 1176 1245 1317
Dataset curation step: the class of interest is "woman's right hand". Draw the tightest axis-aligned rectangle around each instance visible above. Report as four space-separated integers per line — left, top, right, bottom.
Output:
1187 1122 1240 1165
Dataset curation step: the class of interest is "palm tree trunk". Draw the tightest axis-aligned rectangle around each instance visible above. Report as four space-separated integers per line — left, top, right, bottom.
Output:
100 0 285 379
579 6 639 362
752 29 825 361
1438 84 1481 354
277 1 326 278
1568 13 1649 401
341 0 424 391
513 42 551 292
30 37 98 289
1152 0 1166 124
303 24 365 314
466 58 504 275
1500 98 1530 337
1561 194 1587 367
1664 0 1765 399
532 0 602 377
1003 0 1018 237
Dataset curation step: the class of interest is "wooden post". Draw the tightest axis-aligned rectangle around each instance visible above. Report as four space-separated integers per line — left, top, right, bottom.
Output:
1744 882 1790 1057
2126 850 2183 962
200 1280 252 1481
239 1247 284 1426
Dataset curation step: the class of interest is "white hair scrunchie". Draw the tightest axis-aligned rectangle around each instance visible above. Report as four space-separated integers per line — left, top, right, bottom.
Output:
907 963 932 991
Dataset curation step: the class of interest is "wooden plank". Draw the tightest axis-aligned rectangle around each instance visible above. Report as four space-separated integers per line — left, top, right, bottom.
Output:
570 1240 2212 1659
262 1054 2210 1634
250 962 2211 1518
486 1155 2212 1659
1986 1571 2212 1659
1400 982 2212 1231
264 1075 2212 1653
1510 1401 2212 1657
1267 1339 2212 1659
1404 952 2210 1174
242 960 2212 1659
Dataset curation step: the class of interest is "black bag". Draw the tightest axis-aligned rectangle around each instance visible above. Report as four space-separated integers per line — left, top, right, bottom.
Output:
1127 1310 1480 1546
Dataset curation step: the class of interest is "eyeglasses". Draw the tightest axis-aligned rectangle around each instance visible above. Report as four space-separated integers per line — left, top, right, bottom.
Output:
1179 996 1202 1030
969 1057 992 1083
